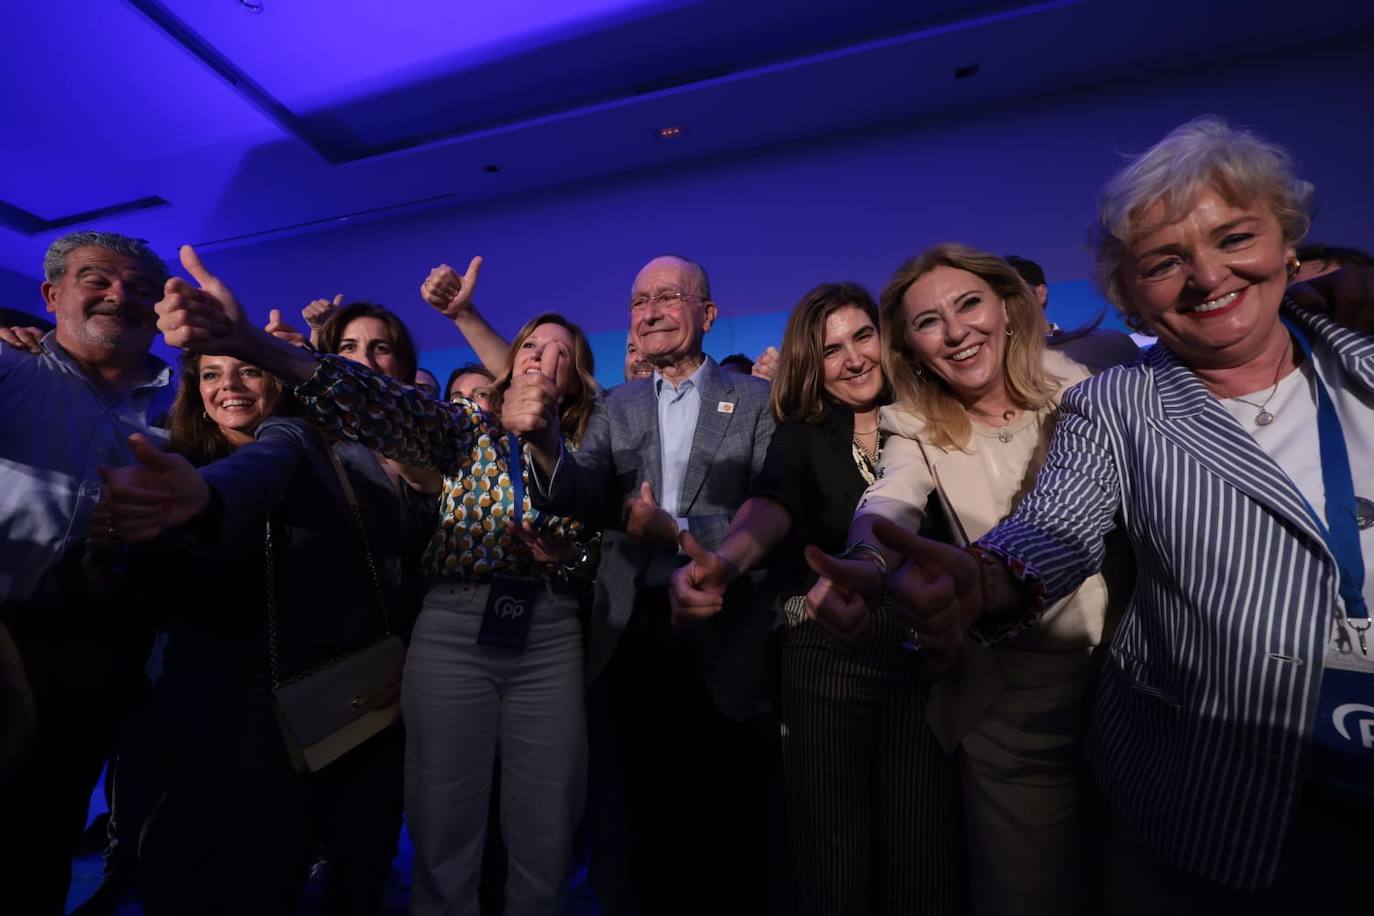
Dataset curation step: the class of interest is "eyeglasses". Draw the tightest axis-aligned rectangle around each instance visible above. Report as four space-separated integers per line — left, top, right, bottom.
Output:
630 291 707 310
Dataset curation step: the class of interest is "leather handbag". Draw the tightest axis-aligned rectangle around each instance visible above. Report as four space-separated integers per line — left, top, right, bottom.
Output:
268 446 403 773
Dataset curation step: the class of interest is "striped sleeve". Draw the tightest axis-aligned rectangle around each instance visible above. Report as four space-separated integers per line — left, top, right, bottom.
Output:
976 375 1124 638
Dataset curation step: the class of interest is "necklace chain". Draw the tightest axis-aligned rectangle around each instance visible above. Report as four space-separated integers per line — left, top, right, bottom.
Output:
1229 338 1292 427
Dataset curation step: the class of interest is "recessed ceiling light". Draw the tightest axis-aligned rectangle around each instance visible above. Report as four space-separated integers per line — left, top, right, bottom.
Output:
657 125 685 139
954 64 979 79
238 0 263 13
483 164 501 174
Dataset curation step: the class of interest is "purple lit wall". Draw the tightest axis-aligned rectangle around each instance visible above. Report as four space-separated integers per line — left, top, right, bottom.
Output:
74 37 1374 388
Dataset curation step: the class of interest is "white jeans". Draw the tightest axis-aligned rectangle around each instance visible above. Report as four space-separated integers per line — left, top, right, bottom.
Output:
402 581 587 916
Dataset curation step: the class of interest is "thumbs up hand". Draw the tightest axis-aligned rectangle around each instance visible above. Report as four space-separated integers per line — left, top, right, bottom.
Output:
751 345 780 381
302 293 344 331
157 245 250 355
264 309 308 347
802 545 884 647
420 257 483 319
872 518 987 670
669 530 740 629
500 339 564 459
98 433 210 542
624 481 678 549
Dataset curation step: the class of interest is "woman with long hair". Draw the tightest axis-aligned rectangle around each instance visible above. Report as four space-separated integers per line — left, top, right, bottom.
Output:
806 244 1133 916
152 250 601 915
670 282 960 914
111 335 435 916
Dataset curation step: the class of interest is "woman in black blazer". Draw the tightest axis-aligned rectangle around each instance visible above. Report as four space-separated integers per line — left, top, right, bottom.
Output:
670 283 959 915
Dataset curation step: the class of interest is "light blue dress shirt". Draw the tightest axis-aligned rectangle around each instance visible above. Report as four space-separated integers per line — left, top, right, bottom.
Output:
654 360 707 521
0 332 172 605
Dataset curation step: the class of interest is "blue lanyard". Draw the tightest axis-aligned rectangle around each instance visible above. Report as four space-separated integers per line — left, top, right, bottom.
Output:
507 433 526 524
1280 315 1368 621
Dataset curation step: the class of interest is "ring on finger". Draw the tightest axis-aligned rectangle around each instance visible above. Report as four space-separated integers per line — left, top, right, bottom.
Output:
899 626 922 652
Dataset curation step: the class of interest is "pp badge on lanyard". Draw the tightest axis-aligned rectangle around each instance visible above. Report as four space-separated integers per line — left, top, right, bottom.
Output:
477 435 539 649
1281 316 1374 798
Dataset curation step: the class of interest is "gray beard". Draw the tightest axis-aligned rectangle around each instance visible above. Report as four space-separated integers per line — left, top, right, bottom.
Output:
71 316 147 350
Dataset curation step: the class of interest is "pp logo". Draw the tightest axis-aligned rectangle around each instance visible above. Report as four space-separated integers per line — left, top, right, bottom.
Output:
1333 703 1374 749
494 595 528 620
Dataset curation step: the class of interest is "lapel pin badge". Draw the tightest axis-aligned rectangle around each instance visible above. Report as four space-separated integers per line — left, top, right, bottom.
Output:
717 401 735 414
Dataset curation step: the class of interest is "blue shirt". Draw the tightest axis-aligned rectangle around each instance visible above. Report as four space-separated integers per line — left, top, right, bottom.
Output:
0 332 173 605
654 360 708 519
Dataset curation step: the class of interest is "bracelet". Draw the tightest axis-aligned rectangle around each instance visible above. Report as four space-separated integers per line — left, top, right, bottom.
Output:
838 540 888 576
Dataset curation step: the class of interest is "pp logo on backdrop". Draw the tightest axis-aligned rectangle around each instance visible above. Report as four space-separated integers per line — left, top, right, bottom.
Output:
494 595 528 620
1333 703 1374 749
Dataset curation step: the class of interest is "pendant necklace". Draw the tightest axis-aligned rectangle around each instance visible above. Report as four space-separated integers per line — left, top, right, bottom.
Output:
968 407 1017 443
1229 339 1291 427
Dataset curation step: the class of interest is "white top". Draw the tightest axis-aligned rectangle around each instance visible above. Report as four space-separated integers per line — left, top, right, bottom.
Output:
1218 346 1374 612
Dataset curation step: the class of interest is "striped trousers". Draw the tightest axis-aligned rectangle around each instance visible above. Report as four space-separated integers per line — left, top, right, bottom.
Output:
779 607 960 916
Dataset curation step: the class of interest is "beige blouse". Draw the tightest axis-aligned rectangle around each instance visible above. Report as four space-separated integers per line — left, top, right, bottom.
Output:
856 349 1110 653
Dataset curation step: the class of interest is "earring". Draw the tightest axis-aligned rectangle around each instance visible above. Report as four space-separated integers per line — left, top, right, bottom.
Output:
202 411 210 421
1287 257 1301 278
1005 327 1014 338
913 362 924 377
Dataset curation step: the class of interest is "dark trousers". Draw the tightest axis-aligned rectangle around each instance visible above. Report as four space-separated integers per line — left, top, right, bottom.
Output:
0 619 150 916
140 663 404 916
779 611 961 916
1090 780 1374 915
605 589 773 916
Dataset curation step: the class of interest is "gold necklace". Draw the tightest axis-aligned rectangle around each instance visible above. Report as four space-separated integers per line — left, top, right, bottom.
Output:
966 406 1018 443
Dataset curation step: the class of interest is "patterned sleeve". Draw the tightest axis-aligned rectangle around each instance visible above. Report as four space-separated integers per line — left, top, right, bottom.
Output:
974 380 1123 642
293 354 488 475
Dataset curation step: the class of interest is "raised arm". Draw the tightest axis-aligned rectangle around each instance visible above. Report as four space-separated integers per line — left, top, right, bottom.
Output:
156 245 487 473
420 256 511 377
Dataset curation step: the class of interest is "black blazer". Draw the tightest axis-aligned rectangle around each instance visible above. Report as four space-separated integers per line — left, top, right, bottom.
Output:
751 406 872 601
751 404 952 601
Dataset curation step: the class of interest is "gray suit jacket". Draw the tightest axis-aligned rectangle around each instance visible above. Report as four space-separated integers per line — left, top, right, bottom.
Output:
537 356 777 720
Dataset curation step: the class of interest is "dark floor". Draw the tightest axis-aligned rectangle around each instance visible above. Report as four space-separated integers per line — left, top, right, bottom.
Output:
64 768 599 915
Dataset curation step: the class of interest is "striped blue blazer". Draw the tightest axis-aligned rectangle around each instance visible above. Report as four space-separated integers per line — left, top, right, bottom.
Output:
980 307 1374 889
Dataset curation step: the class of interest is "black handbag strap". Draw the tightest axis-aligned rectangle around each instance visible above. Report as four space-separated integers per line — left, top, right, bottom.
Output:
266 444 393 688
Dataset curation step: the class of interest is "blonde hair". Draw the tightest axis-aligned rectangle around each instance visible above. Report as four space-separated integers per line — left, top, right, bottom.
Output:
1092 116 1312 320
769 282 884 424
879 243 1058 450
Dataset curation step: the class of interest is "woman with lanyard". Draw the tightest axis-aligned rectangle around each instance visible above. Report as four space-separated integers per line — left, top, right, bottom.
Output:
838 117 1374 914
152 248 600 916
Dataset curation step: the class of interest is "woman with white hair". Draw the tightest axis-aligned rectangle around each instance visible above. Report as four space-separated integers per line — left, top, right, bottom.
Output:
856 117 1374 913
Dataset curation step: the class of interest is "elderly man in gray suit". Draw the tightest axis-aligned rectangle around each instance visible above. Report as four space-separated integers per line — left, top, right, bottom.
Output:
504 254 777 916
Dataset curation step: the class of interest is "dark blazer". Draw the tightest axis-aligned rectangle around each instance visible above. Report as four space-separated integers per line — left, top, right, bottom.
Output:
536 356 776 720
194 417 435 667
981 307 1374 889
750 406 871 601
